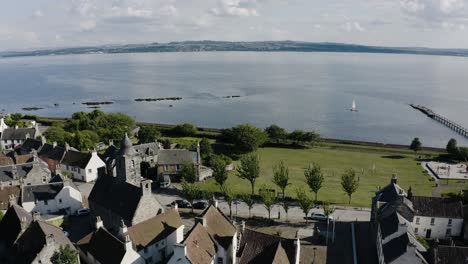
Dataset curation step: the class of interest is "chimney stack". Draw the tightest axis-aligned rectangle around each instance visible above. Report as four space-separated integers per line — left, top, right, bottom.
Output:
32 150 38 163
65 143 70 151
20 217 28 231
41 136 47 145
140 180 152 196
32 212 41 221
9 194 17 206
407 186 413 201
124 234 133 252
25 133 30 139
118 220 128 240
109 139 114 146
95 216 104 230
45 234 54 246
53 141 57 148
241 220 246 233
214 199 218 208
11 165 18 180
391 174 398 185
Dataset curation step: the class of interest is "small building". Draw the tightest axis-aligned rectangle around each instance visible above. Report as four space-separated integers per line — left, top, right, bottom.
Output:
77 216 144 264
21 181 83 216
0 124 41 150
169 223 217 264
60 149 106 182
157 149 201 181
38 142 67 173
18 137 45 155
411 196 463 239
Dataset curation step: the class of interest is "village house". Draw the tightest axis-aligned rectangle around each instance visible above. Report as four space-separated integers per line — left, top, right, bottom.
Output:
0 123 41 150
168 204 238 264
37 142 67 173
60 149 106 182
21 181 83 216
18 137 45 155
0 204 32 260
0 117 8 134
77 216 144 264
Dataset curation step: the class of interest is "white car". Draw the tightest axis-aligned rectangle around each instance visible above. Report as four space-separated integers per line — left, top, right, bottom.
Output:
309 213 333 222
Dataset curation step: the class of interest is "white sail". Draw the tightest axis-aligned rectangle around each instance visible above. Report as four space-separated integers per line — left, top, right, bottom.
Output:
351 98 357 111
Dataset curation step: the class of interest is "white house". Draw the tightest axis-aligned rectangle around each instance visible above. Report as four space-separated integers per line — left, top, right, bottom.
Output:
21 181 84 215
411 196 464 239
60 150 106 182
0 124 41 150
0 118 7 134
78 217 144 264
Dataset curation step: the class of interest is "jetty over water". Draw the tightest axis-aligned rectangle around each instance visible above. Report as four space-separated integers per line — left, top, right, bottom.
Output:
410 104 468 138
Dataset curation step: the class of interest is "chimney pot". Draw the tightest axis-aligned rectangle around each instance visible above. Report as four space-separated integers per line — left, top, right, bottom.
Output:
95 216 104 229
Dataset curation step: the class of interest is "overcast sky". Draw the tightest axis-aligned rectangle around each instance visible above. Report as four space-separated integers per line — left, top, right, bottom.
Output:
1 0 468 51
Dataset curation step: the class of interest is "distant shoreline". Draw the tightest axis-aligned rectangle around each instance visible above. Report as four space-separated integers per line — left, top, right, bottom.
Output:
38 115 446 153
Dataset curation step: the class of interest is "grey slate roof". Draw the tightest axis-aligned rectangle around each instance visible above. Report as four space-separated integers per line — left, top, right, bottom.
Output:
382 233 411 263
0 164 34 182
413 196 463 219
1 127 36 141
22 183 64 203
38 143 66 161
0 204 33 248
77 227 128 264
157 149 198 165
61 150 91 169
134 142 159 156
19 138 43 154
433 245 468 264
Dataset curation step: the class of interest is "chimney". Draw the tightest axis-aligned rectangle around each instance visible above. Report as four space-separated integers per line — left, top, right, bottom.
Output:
124 234 133 252
32 150 38 163
53 141 57 148
91 149 98 157
25 133 30 139
32 212 41 221
45 234 55 246
174 202 178 211
214 199 218 208
15 125 18 129
173 243 187 258
9 194 17 206
20 217 28 231
41 136 47 145
109 139 114 146
11 165 18 179
140 180 152 196
118 220 128 240
391 174 398 185
95 216 104 230
195 216 207 227
65 143 70 151
241 220 246 233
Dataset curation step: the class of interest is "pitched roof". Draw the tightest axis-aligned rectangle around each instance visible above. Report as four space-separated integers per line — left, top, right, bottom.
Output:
0 164 36 183
0 127 36 141
19 138 43 154
433 245 468 264
157 149 198 165
118 134 137 156
22 183 64 203
38 143 66 161
14 220 74 264
413 196 463 219
127 209 183 250
183 223 217 264
15 154 33 164
0 154 14 166
0 204 32 247
0 186 20 210
61 150 92 169
202 205 237 249
101 145 119 161
134 142 159 156
89 177 146 223
237 229 297 264
382 233 410 263
77 227 127 264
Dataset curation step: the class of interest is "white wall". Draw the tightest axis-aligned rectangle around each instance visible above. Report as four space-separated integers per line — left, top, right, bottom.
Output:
137 225 185 264
22 186 83 215
61 152 106 182
413 216 463 239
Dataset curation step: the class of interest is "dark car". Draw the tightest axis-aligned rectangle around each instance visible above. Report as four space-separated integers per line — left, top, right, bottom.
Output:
171 199 192 209
192 201 208 210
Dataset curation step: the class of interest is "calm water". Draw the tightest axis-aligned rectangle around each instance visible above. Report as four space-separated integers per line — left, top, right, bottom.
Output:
1 52 468 148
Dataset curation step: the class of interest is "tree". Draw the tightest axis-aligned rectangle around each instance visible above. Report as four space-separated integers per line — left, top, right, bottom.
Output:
44 127 71 146
410 138 422 154
260 187 276 219
181 181 199 214
212 156 228 186
302 131 320 145
71 130 100 151
296 188 314 223
241 194 255 218
199 138 213 160
231 124 267 153
289 130 305 145
138 125 160 144
221 184 234 218
172 123 198 137
341 169 359 204
447 138 459 157
272 160 290 199
304 163 325 202
96 113 135 142
180 162 197 183
281 201 290 220
459 147 468 162
50 245 78 264
237 153 261 195
265 125 288 143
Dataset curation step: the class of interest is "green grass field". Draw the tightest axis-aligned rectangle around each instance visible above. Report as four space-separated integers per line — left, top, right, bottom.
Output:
198 147 434 207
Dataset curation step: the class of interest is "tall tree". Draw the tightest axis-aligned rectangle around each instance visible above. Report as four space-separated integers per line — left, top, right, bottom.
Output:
71 130 100 151
272 160 290 199
296 188 314 223
265 124 288 143
241 194 255 218
231 124 268 153
341 169 359 204
181 181 199 214
304 163 324 202
50 245 79 264
447 138 459 157
237 153 261 195
260 187 276 219
44 127 72 146
172 123 198 136
221 184 234 218
180 162 197 183
459 147 468 162
410 138 422 154
212 156 228 186
199 138 213 159
289 130 306 145
138 125 160 144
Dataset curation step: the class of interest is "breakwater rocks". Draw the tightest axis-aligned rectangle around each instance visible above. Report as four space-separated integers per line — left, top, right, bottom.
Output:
82 101 114 106
135 97 182 102
22 107 44 111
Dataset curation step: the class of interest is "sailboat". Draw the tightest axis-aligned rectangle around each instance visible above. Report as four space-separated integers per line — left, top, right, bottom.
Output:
350 98 358 112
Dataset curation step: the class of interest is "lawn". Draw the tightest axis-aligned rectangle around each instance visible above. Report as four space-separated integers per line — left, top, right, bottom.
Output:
198 147 434 207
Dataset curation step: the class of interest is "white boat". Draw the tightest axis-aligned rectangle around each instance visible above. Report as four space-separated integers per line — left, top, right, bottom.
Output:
350 98 358 112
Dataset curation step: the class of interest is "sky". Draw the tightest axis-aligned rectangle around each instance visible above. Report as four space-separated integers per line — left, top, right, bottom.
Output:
1 0 468 51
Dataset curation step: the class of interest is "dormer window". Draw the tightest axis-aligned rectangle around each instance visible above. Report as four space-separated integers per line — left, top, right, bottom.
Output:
131 160 135 168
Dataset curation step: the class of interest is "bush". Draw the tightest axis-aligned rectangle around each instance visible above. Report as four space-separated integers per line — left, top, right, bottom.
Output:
172 123 198 137
230 124 268 153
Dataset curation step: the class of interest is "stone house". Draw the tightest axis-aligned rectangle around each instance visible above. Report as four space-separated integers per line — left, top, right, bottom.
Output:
0 124 41 150
0 204 32 260
21 181 83 216
77 216 144 264
60 149 106 182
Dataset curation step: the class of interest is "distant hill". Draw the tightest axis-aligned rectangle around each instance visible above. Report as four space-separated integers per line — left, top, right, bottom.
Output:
1 40 468 58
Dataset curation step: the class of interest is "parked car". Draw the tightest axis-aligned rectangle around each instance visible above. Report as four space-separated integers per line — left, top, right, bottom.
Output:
309 213 333 222
171 199 192 209
160 176 171 189
76 208 91 216
192 201 209 210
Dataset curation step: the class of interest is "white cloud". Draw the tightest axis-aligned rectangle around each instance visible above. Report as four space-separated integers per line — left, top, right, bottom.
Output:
440 0 464 13
400 0 425 13
79 20 96 32
210 0 259 17
341 22 365 32
34 10 44 18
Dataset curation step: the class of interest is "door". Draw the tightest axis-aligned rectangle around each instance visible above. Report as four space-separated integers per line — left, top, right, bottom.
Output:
426 229 432 238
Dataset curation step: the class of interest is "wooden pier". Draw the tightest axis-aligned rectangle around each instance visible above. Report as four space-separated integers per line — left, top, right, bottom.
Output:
410 104 468 138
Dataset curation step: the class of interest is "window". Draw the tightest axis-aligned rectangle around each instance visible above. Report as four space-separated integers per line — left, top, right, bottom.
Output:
59 199 62 203
144 248 148 254
164 165 168 171
430 218 435 226
415 217 420 224
176 165 181 171
131 160 135 168
88 169 92 173
44 200 48 205
448 219 453 226
414 228 418 234
446 229 452 236
217 257 223 264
